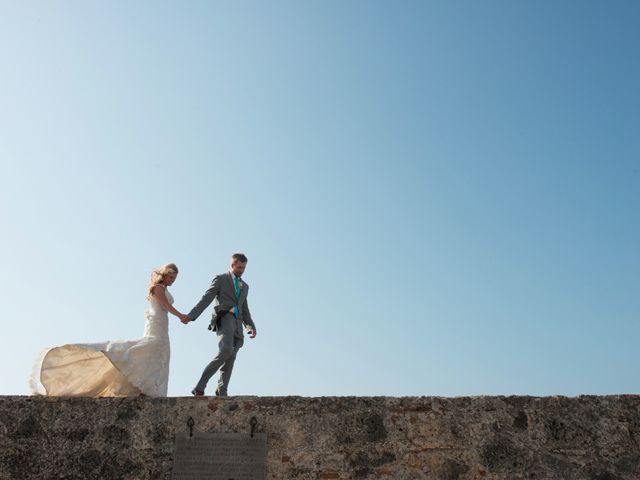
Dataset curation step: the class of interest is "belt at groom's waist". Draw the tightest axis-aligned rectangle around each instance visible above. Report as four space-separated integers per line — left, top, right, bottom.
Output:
208 310 240 331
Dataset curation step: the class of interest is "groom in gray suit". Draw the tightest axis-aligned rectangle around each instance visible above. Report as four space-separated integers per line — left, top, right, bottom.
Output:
184 253 257 396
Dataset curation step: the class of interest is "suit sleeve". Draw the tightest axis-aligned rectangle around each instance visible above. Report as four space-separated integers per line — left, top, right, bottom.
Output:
241 285 255 330
188 275 221 320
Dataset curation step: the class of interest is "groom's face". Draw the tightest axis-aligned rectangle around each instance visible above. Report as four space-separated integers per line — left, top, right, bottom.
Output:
231 261 247 277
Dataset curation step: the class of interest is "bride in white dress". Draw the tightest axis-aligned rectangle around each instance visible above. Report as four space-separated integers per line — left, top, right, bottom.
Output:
30 263 189 397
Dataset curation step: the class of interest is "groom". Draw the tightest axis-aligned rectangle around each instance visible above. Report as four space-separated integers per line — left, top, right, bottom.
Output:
184 253 257 396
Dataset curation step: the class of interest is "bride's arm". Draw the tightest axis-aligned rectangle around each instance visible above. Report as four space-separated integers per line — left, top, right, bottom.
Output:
151 285 186 320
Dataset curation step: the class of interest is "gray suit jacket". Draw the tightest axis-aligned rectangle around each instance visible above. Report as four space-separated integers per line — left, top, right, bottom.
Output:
188 272 255 332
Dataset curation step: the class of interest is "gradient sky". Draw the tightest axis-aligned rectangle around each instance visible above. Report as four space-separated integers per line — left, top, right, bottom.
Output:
1 1 638 397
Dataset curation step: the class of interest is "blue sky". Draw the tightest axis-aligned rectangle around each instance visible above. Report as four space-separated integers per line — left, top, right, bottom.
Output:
1 1 638 397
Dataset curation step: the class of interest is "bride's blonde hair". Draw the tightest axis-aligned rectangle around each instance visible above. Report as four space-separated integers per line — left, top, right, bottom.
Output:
148 263 179 298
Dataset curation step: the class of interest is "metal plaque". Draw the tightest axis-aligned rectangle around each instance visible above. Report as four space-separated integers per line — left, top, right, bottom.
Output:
172 432 267 480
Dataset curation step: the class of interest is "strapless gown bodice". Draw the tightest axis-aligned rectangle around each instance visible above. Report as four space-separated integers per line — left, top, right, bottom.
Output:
144 290 172 338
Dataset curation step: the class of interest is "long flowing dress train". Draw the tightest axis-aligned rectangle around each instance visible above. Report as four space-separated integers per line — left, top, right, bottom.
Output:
30 290 173 397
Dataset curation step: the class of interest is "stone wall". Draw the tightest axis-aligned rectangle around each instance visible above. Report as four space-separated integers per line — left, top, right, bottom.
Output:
1 395 639 479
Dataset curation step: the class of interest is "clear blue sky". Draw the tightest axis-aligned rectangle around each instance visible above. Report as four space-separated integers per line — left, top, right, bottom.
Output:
1 1 638 397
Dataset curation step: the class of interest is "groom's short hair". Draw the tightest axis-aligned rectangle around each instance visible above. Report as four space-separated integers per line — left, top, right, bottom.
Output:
232 253 248 263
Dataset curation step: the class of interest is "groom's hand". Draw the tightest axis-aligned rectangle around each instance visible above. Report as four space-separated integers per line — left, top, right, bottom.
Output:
249 327 257 339
181 315 192 324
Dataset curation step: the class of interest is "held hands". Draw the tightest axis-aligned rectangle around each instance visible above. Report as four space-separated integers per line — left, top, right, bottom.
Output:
179 313 192 324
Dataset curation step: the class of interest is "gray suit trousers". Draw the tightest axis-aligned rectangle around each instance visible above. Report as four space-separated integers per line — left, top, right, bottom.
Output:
194 312 244 395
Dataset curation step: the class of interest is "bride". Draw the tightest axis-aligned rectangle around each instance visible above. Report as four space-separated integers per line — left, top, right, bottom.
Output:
30 263 189 397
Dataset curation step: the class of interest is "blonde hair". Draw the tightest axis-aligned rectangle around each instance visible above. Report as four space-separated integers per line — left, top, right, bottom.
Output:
148 263 179 298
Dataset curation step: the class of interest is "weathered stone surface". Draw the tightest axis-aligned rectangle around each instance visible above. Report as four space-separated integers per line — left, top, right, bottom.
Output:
0 395 639 479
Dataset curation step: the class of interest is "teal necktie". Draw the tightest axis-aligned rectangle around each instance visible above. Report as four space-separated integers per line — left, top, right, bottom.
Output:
234 277 241 317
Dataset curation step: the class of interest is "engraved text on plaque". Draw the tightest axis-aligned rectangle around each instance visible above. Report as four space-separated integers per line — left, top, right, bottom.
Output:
172 432 267 480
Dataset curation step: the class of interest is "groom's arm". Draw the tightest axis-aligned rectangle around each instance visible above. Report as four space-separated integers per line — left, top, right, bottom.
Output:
241 288 256 337
187 275 221 321
242 301 255 329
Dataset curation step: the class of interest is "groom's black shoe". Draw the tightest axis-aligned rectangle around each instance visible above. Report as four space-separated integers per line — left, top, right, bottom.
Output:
191 388 204 397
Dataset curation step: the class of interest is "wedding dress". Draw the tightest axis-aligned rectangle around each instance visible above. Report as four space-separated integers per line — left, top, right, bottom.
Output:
30 289 173 397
